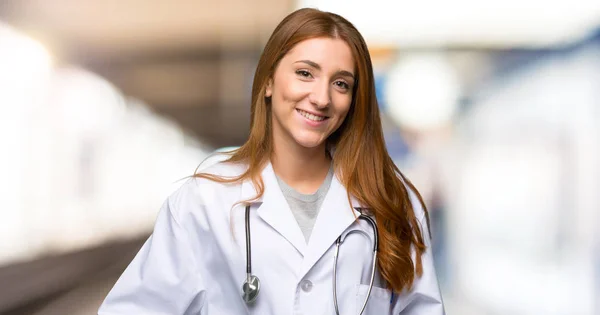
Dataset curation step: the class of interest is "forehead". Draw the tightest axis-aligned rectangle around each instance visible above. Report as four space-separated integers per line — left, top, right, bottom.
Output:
283 37 355 71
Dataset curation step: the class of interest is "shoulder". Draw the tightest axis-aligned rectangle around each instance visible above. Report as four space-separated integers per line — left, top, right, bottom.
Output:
197 158 248 178
166 161 248 221
395 172 428 226
405 182 426 222
399 176 433 246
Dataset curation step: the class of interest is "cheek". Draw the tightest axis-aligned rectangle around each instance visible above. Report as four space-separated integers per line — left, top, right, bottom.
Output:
274 76 306 103
333 95 352 121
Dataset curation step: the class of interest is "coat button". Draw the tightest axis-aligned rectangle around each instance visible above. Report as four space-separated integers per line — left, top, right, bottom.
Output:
300 280 313 292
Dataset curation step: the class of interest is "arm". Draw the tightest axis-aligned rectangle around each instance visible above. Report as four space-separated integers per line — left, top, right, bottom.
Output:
392 189 445 315
98 198 205 315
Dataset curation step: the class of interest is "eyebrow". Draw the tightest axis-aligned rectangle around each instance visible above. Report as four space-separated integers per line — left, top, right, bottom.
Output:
294 59 355 80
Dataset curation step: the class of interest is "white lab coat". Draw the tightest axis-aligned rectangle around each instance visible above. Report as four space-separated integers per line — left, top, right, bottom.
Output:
98 161 445 314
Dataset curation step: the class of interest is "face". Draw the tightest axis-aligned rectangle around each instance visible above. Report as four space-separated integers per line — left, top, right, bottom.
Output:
266 37 355 150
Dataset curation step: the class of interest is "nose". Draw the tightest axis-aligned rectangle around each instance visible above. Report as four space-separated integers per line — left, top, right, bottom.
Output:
309 81 331 108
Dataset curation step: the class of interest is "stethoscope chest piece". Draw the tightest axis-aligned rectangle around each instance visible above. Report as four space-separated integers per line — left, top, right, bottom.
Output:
242 274 260 304
242 204 260 305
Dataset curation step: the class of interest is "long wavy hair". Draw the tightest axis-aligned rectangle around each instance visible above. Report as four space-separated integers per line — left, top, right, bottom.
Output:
194 8 429 293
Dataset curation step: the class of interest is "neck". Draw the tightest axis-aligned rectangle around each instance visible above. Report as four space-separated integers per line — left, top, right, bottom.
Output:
271 136 331 194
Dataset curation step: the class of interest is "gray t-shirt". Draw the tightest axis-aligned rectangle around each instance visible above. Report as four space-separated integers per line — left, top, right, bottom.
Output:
275 167 334 243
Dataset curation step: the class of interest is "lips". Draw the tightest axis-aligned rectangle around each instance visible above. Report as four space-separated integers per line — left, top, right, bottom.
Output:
296 109 328 122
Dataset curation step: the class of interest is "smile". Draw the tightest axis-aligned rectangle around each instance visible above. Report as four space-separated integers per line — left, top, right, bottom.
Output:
296 109 328 122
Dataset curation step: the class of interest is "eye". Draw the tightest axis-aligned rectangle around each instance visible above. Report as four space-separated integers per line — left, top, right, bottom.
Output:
295 70 313 78
334 80 350 90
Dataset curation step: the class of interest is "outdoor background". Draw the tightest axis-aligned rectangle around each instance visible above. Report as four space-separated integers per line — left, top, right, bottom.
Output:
0 1 599 314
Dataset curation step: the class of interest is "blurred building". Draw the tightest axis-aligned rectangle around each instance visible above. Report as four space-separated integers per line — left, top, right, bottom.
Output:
0 1 599 314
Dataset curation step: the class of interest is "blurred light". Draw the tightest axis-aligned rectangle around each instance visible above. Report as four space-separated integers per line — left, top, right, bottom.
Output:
51 68 126 135
384 53 460 130
298 0 600 47
0 25 212 263
449 43 600 314
456 143 593 314
0 23 52 86
0 23 53 265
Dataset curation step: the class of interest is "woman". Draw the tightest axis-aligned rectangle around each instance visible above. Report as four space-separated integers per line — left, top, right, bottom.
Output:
99 8 444 315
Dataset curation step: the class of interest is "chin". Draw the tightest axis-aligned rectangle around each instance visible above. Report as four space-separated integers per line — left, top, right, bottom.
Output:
293 135 325 149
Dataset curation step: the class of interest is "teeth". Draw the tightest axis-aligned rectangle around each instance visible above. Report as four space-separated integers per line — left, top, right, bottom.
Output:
298 109 325 122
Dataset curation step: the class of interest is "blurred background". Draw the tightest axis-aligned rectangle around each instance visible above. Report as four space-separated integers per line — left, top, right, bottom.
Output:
0 1 599 314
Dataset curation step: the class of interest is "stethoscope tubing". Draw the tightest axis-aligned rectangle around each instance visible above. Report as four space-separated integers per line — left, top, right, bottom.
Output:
333 214 378 315
245 205 252 275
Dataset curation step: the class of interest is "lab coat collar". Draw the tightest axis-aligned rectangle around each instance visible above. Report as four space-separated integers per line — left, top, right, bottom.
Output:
240 162 307 255
299 172 362 279
240 162 363 277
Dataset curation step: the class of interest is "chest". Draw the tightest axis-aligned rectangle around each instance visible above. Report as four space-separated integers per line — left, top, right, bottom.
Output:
202 206 391 314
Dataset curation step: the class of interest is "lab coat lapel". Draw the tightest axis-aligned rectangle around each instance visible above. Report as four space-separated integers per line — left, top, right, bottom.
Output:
240 163 307 256
299 174 362 279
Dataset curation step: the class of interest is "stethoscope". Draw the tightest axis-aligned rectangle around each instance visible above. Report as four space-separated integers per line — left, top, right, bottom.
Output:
241 205 379 315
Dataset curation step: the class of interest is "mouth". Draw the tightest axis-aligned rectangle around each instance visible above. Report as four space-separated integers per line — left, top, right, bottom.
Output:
296 109 329 122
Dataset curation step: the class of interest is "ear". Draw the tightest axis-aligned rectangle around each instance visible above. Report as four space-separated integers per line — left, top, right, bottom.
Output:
265 78 273 98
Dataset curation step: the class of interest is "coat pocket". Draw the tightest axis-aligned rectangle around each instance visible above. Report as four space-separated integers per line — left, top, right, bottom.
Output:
356 284 392 314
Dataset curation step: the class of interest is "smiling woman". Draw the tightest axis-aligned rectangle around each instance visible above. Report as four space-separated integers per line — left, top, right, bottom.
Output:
99 7 445 315
267 37 355 159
